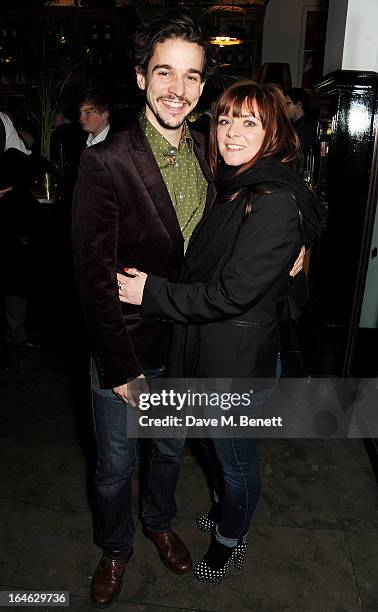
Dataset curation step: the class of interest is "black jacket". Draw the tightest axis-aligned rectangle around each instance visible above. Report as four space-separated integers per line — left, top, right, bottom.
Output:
142 158 324 380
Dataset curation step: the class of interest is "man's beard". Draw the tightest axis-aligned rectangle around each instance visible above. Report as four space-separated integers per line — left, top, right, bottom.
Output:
155 111 187 130
147 97 192 130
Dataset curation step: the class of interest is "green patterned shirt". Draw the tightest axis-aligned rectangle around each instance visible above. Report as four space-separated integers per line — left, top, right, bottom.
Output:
140 113 208 249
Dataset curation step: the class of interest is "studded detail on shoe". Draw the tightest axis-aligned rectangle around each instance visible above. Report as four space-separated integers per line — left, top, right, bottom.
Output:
233 542 247 572
196 513 216 534
193 542 248 583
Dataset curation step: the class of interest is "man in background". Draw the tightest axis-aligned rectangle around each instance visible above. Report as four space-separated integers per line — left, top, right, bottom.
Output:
79 90 112 147
285 87 316 157
0 111 37 354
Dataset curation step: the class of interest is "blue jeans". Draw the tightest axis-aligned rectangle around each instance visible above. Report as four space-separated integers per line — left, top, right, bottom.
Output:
200 356 282 547
210 433 261 546
90 360 171 557
141 435 186 532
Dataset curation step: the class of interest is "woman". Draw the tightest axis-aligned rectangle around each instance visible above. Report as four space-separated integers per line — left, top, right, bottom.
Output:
117 81 325 582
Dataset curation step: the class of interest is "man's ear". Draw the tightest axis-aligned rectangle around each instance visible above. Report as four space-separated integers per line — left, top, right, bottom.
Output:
199 80 205 98
135 67 146 91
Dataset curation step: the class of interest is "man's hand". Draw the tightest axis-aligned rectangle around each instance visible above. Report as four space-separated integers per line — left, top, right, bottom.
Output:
113 373 148 407
289 245 305 277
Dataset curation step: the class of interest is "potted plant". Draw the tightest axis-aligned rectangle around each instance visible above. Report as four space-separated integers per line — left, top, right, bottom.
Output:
21 16 90 199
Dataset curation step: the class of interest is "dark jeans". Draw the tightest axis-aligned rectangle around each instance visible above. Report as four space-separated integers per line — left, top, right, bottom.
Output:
199 356 282 547
209 429 261 546
141 435 186 532
90 360 177 557
140 377 279 547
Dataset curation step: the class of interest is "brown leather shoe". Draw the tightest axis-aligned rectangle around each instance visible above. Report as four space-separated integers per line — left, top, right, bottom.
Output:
90 554 130 608
144 529 192 574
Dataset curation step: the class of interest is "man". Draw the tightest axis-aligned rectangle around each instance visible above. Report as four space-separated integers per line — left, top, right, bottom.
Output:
285 87 316 157
73 12 304 607
79 90 112 147
0 162 14 371
0 111 36 352
72 12 216 608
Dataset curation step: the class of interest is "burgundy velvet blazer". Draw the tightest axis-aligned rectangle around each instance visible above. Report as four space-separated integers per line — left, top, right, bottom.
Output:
72 120 216 388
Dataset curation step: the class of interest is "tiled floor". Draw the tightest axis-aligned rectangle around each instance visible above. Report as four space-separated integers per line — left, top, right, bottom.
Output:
0 346 377 612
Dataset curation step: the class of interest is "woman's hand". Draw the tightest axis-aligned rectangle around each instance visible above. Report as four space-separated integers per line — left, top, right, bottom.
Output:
289 245 305 277
117 268 147 305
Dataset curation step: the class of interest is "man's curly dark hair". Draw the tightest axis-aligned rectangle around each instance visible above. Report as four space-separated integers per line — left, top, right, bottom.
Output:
133 10 214 81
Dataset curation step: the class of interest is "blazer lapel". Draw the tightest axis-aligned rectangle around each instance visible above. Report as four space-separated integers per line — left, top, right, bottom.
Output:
128 124 184 251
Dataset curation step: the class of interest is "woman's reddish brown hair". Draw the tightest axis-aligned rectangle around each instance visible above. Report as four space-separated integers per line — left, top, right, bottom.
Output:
208 80 300 178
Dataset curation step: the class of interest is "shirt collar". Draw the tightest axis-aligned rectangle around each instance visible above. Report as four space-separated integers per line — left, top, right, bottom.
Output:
86 124 110 147
140 111 193 153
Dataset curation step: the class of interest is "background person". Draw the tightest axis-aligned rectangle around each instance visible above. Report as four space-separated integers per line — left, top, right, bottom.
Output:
79 89 113 147
1 100 38 353
285 87 316 159
0 148 39 352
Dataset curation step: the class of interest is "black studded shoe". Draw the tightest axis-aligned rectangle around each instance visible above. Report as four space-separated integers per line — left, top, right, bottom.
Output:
193 539 248 583
196 502 220 534
196 512 216 534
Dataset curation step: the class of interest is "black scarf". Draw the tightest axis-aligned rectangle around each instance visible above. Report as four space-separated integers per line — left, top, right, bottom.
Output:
180 157 325 285
217 157 326 244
